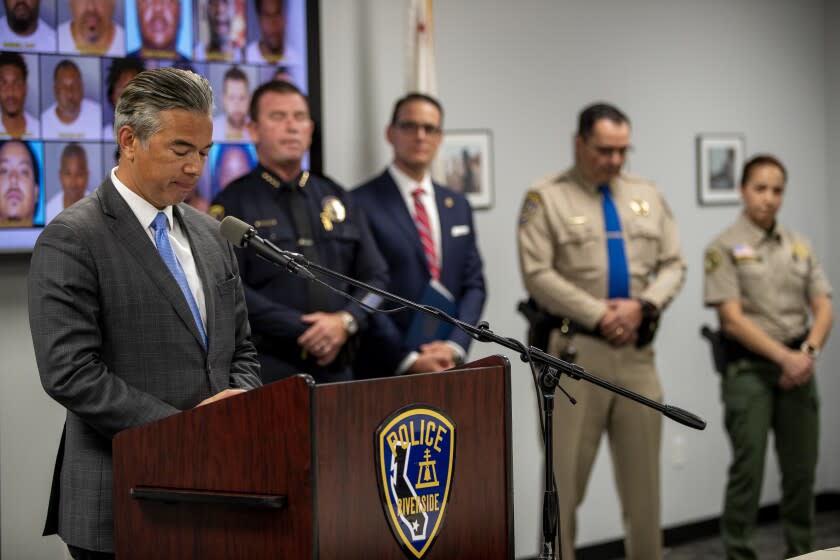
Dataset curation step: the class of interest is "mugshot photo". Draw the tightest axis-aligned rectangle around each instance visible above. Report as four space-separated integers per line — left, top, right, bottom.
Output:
0 0 57 53
207 63 257 143
0 0 318 254
57 0 126 57
208 142 257 199
0 51 41 139
245 0 306 65
258 62 306 93
194 0 246 62
125 0 193 60
0 138 45 227
43 140 100 223
39 55 102 141
100 56 146 140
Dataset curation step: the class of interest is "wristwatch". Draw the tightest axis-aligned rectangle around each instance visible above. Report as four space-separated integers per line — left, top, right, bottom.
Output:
340 311 359 335
800 341 819 358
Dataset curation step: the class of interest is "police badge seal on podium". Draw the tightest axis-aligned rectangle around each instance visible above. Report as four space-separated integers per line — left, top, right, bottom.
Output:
375 405 456 559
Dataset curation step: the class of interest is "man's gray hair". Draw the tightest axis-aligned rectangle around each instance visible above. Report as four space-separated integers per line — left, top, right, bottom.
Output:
113 68 215 146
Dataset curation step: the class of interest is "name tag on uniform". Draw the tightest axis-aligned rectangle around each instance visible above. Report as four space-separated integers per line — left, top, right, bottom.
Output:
451 224 470 237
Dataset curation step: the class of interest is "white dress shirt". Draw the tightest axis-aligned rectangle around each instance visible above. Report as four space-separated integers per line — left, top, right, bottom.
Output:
386 164 465 371
387 164 441 271
111 168 207 329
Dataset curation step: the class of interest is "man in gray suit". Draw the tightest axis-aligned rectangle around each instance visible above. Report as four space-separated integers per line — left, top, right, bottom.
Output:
28 68 262 560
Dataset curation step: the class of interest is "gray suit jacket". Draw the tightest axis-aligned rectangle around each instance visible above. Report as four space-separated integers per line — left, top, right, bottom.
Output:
28 179 262 552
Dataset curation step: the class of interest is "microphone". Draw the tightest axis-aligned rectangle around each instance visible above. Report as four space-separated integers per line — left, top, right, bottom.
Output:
219 216 315 280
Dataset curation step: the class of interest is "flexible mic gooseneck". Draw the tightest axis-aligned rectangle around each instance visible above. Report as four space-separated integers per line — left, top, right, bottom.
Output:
219 216 315 280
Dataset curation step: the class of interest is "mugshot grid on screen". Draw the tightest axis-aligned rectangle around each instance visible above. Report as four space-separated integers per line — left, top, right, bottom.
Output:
0 0 313 252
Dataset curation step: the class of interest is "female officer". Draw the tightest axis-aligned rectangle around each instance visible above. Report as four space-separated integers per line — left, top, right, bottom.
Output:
703 154 833 559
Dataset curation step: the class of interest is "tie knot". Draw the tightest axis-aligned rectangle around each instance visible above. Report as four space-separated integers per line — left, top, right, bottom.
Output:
412 187 425 199
598 184 611 196
151 212 168 232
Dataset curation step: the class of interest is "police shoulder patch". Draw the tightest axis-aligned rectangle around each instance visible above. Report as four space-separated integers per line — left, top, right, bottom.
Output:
519 192 542 226
375 405 456 559
704 248 722 274
791 242 810 260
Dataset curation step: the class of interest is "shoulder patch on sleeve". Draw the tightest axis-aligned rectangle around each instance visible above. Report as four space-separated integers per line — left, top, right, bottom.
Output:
791 242 810 260
519 192 542 225
704 248 722 274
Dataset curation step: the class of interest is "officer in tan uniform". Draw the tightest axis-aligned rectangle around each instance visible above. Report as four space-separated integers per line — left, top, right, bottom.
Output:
517 103 686 560
703 154 832 560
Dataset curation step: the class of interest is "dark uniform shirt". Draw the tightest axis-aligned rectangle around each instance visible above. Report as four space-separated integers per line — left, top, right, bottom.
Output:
212 165 388 382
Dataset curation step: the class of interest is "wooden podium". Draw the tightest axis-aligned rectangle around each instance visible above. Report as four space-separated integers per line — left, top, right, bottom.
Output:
112 355 513 559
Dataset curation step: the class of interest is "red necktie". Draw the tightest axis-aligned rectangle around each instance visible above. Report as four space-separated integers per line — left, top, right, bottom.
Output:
412 187 440 280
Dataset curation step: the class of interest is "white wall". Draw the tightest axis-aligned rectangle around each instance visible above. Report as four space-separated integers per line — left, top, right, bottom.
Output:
820 0 840 492
1 1 837 558
0 255 68 560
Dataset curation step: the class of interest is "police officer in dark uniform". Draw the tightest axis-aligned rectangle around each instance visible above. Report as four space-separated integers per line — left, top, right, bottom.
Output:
212 80 387 383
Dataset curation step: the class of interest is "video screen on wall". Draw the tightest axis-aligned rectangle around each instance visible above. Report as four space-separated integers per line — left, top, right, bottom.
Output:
0 0 321 252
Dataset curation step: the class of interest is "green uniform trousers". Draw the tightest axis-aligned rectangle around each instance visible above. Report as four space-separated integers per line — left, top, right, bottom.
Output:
721 359 819 560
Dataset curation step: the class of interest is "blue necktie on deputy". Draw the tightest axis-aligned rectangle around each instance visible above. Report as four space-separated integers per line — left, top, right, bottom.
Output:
598 184 630 298
151 212 208 348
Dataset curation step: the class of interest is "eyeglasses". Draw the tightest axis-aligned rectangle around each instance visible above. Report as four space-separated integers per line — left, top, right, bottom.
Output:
394 121 442 136
590 144 633 157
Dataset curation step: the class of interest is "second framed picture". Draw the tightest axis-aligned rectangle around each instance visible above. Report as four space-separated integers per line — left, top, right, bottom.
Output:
432 129 494 210
696 133 745 206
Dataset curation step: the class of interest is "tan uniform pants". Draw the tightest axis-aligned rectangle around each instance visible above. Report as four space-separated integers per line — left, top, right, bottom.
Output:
550 333 663 560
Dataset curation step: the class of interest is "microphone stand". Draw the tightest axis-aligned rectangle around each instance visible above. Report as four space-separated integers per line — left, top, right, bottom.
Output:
269 250 707 560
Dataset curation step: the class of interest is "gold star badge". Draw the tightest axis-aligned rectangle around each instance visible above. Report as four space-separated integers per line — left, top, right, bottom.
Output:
209 204 225 221
629 199 650 216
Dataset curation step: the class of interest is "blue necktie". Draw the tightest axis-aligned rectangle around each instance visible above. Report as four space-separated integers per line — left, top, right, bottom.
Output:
598 185 630 298
151 212 207 348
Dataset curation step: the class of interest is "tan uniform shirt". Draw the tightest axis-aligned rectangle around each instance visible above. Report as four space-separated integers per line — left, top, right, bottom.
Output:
518 168 686 330
703 214 832 342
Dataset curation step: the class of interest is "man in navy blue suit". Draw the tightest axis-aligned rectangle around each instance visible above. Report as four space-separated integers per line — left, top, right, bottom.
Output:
352 93 486 377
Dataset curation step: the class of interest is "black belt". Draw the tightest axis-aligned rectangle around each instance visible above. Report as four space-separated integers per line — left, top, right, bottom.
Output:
517 298 658 350
722 333 807 364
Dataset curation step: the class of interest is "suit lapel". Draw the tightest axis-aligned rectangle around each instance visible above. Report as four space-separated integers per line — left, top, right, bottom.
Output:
434 184 452 276
380 171 428 269
174 205 216 351
99 181 206 350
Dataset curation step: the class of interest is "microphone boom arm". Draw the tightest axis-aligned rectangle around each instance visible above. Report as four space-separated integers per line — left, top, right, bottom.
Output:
284 251 706 431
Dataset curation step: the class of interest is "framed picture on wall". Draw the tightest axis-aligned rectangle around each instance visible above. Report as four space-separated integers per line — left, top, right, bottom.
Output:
696 133 745 206
433 129 494 210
